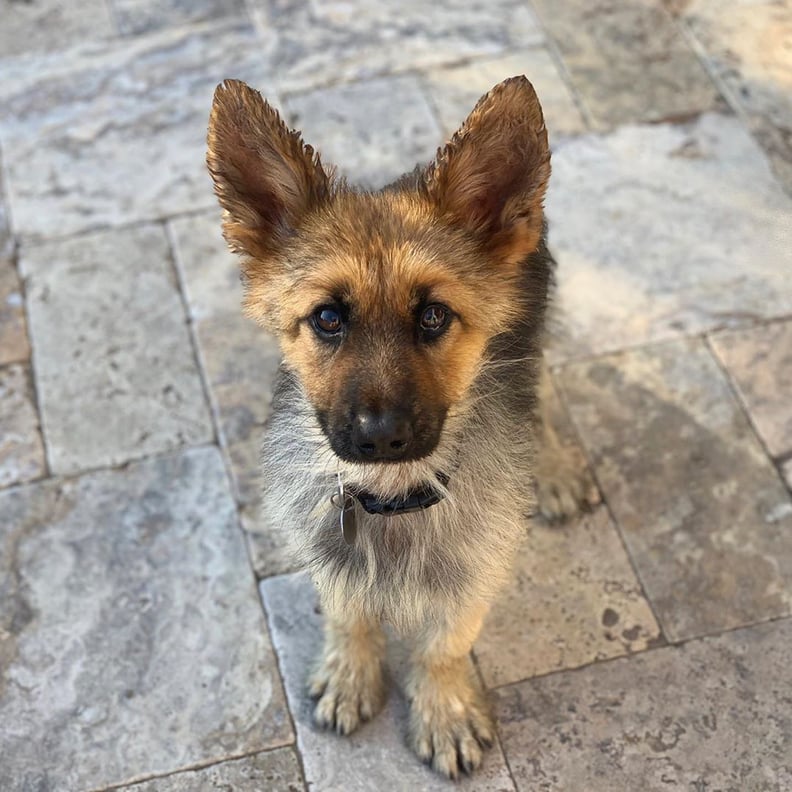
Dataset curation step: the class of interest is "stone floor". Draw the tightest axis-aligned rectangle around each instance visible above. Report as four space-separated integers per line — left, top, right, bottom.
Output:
1 0 791 789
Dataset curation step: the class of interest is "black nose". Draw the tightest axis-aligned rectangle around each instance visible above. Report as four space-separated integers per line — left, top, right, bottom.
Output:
351 409 414 461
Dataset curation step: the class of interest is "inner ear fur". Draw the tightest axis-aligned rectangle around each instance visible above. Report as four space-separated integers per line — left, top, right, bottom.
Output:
424 76 551 266
206 79 331 261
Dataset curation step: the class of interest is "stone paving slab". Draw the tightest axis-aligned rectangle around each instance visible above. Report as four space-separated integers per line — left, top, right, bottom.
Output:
283 75 442 188
116 747 305 791
0 260 29 366
558 338 792 642
244 505 301 580
195 312 280 507
545 114 792 362
530 0 720 128
423 48 586 140
677 0 792 193
169 211 295 577
0 447 293 792
475 508 660 689
22 225 213 475
0 363 45 488
710 320 792 459
0 21 275 240
495 617 792 791
252 0 543 94
111 0 248 36
169 211 243 322
0 0 114 58
261 573 517 791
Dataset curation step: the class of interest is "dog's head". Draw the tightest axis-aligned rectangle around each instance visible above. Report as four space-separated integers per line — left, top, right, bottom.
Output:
207 77 550 466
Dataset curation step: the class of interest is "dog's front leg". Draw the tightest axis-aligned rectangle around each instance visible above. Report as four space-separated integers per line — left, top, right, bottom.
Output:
407 601 495 778
309 603 387 735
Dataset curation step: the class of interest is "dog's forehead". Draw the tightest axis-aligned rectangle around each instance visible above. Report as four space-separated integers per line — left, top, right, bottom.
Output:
294 194 466 305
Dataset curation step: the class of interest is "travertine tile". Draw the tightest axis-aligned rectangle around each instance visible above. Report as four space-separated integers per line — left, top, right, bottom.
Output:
0 447 293 792
194 312 280 506
558 338 792 642
530 0 719 127
424 49 586 140
22 225 212 474
244 505 300 579
0 167 13 260
710 321 792 459
117 748 305 791
171 214 292 576
169 211 242 321
476 508 660 688
495 619 792 791
545 114 792 362
0 0 113 57
0 364 45 488
677 0 792 193
0 260 29 365
253 0 543 94
0 175 27 365
260 573 517 791
284 76 442 188
112 0 247 36
0 21 275 240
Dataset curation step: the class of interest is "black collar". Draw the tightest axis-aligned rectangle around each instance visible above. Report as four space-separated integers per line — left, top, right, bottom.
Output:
353 471 450 516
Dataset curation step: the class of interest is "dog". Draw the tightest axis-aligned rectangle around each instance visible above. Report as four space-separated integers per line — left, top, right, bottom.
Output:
206 76 589 778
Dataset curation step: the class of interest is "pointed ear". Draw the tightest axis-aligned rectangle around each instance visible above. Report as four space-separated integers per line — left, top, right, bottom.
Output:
206 79 331 260
424 76 551 266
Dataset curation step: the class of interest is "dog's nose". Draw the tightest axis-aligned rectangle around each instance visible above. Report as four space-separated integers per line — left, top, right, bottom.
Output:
351 409 414 461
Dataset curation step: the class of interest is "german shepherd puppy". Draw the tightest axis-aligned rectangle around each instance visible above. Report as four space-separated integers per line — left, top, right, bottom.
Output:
207 77 588 778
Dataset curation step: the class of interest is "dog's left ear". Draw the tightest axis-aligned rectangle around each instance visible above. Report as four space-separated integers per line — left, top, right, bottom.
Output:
424 76 550 266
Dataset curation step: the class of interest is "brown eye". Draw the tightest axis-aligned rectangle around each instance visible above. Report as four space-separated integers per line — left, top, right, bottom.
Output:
312 306 344 337
419 304 450 337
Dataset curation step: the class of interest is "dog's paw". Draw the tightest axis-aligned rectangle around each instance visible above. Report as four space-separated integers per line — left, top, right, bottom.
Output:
408 670 495 778
309 653 387 735
535 444 598 523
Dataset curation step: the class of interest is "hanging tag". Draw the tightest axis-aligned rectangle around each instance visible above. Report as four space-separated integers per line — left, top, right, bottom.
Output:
339 498 357 546
330 473 357 546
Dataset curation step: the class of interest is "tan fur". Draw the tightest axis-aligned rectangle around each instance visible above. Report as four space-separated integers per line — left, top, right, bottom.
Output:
535 365 596 521
408 601 494 778
207 75 582 779
309 605 387 735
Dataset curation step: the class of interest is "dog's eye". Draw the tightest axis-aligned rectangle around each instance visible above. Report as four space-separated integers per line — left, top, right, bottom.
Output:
419 304 450 338
311 306 344 337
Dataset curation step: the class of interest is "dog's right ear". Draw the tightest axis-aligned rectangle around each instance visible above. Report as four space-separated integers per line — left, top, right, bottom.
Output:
207 80 331 260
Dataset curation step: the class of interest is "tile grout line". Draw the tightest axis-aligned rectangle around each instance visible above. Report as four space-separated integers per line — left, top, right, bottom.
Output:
11 264 54 484
161 219 220 451
162 218 268 582
256 583 311 792
15 205 219 250
522 0 595 131
547 365 670 646
468 648 520 791
548 313 792 370
673 12 792 198
0 142 52 484
702 332 792 494
488 610 792 694
88 745 295 792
